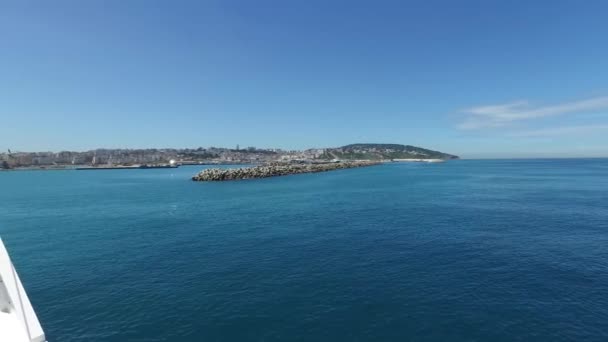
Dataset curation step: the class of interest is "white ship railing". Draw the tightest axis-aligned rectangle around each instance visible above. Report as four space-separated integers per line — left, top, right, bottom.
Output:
0 237 46 342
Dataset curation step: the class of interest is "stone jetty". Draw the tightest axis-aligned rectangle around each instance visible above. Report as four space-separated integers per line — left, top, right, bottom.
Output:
192 161 380 181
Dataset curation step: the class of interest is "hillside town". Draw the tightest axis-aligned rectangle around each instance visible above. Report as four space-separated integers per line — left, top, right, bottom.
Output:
0 146 327 169
0 144 457 170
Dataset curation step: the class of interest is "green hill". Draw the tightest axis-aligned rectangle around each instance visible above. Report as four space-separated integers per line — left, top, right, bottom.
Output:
319 143 458 160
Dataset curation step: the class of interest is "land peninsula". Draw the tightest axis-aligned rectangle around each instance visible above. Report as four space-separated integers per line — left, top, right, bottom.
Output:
1 143 458 172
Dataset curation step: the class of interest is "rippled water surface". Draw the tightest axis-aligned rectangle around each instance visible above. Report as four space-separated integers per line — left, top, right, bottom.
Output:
1 160 608 341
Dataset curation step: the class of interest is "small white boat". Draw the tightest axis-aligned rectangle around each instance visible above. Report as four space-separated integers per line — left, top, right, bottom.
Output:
0 237 46 342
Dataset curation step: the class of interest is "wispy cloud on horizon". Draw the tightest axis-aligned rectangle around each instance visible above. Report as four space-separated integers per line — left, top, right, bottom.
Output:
458 96 608 130
509 124 608 138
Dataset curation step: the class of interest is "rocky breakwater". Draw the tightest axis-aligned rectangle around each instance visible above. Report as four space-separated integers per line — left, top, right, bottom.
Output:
192 161 380 181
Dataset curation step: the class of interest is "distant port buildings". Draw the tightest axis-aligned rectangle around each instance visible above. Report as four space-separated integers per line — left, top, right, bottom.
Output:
0 144 458 170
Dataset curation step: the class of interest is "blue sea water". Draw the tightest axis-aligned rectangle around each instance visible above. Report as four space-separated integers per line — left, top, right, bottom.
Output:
1 159 608 342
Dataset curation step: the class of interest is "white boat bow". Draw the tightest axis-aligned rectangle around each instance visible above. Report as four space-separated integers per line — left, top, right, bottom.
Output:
0 237 46 342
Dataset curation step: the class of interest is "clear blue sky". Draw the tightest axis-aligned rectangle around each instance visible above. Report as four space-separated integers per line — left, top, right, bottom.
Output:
2 0 608 158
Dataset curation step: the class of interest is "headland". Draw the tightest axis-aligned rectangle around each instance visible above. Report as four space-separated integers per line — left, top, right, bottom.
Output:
1 143 458 171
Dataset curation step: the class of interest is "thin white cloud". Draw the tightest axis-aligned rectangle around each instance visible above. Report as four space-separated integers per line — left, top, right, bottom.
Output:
509 124 608 138
458 96 608 130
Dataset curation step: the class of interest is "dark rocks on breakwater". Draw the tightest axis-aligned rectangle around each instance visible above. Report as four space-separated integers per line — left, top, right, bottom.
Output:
192 161 381 181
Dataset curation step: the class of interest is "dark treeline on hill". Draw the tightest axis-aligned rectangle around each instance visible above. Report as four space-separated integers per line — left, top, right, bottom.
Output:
320 144 459 160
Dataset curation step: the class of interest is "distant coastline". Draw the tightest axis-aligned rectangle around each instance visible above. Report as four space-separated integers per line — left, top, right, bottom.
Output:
0 143 458 171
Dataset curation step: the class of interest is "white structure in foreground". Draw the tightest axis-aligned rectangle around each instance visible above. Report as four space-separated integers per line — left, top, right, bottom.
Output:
0 237 46 342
